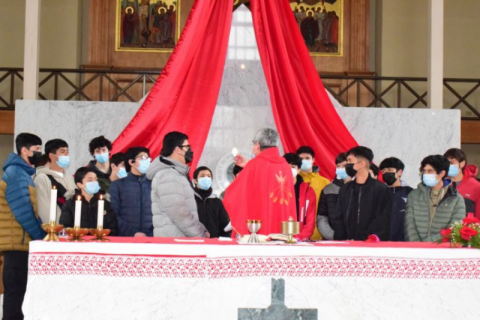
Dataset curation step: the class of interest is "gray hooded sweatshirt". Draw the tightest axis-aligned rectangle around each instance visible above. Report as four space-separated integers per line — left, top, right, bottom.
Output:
146 156 206 238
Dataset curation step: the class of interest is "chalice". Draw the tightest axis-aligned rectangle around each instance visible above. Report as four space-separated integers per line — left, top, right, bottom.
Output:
281 217 300 244
246 220 261 244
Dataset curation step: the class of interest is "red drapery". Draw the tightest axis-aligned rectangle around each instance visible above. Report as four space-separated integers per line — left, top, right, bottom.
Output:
111 0 233 172
251 0 358 180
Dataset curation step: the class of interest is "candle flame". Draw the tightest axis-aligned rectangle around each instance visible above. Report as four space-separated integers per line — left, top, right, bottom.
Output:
77 195 81 201
52 185 57 190
100 194 104 200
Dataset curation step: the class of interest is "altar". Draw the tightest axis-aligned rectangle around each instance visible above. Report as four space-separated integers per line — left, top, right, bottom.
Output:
23 238 480 320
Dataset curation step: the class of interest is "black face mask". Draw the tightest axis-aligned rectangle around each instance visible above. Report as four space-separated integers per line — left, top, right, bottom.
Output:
383 172 397 186
28 151 43 166
345 163 357 178
185 149 194 164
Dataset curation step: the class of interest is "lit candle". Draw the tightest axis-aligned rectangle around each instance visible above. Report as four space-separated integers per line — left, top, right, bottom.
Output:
74 195 82 228
97 194 104 228
49 186 57 223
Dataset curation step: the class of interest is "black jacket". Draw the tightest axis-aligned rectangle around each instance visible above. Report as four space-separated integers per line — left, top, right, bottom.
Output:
388 186 413 241
318 179 344 218
194 188 231 238
331 175 392 241
60 192 118 235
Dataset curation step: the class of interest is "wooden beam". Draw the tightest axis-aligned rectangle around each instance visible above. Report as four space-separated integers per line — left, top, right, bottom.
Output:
461 120 480 144
0 111 14 135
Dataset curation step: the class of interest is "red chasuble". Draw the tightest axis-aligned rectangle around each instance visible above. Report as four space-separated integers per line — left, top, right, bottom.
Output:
223 147 297 236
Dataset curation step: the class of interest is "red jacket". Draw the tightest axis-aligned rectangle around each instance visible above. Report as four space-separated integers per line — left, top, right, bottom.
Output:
457 165 480 218
296 182 317 240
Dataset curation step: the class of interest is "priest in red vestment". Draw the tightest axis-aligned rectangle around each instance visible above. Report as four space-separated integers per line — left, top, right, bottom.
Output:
223 128 297 236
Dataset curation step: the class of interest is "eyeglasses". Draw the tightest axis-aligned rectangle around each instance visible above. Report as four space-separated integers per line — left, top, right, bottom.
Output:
135 155 150 161
178 145 191 150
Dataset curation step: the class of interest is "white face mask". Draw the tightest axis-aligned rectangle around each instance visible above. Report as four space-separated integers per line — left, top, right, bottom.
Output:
291 168 298 179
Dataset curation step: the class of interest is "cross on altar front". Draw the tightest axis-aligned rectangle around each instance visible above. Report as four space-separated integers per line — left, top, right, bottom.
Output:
238 278 318 320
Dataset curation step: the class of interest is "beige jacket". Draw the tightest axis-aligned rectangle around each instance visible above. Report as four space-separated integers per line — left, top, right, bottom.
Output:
34 166 76 223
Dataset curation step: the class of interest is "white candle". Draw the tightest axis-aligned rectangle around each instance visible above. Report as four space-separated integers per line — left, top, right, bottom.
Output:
49 186 57 223
97 194 104 228
74 196 82 228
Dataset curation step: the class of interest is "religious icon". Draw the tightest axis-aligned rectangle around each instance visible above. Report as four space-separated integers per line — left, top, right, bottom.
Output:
270 171 293 205
290 0 343 56
116 0 181 52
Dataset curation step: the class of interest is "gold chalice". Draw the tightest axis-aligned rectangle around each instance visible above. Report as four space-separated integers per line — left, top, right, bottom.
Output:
281 217 300 244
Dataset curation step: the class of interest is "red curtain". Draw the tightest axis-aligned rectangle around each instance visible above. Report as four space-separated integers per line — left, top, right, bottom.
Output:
112 0 233 172
251 0 358 180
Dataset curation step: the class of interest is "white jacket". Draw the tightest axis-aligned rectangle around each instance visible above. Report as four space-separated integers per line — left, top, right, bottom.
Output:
34 165 76 223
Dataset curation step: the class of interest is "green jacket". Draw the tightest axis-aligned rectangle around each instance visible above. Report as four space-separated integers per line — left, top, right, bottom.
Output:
405 183 466 242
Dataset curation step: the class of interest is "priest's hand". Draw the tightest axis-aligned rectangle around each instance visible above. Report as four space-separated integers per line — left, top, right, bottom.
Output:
134 232 147 237
234 154 249 168
205 232 211 238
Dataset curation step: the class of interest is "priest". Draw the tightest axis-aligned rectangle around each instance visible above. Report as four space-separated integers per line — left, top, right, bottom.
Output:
223 128 296 237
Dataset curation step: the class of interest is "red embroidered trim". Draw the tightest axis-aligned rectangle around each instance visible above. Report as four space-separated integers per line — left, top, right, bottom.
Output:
29 255 480 279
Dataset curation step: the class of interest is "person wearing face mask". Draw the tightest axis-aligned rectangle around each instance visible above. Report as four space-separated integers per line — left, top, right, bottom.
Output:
34 139 76 224
283 154 316 241
109 152 128 183
146 131 207 238
192 166 231 238
379 157 413 241
330 146 392 241
317 153 351 240
226 128 296 236
59 167 117 235
0 133 46 320
444 148 480 218
108 147 153 237
87 135 114 192
405 155 465 242
296 146 330 241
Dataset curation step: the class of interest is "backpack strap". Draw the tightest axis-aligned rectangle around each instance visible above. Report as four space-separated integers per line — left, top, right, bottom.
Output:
45 174 68 208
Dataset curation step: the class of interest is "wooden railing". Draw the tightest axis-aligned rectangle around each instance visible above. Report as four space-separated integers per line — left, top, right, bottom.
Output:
1 67 480 119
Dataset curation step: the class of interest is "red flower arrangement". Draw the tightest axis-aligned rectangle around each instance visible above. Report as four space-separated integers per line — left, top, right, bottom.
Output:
438 213 480 248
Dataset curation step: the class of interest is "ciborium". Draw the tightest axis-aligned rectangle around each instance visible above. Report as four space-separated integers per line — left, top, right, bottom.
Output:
41 221 64 242
65 227 90 241
281 217 299 244
246 220 262 244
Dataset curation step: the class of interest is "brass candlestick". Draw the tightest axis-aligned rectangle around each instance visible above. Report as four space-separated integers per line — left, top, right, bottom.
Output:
65 227 90 241
90 226 111 242
41 221 64 242
281 217 300 244
246 220 261 244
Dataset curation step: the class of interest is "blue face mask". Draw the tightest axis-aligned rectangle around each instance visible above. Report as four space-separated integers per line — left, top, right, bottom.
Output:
448 165 459 178
56 155 70 169
117 167 128 179
423 174 439 188
138 159 151 175
301 159 313 172
95 153 109 164
197 177 212 190
336 168 348 180
84 181 101 195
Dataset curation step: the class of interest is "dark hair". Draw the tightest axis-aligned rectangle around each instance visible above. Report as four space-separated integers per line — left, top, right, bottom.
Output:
15 133 42 155
296 146 315 158
161 131 188 157
233 165 243 177
74 167 97 185
347 146 374 163
45 139 68 163
193 166 213 180
283 153 302 168
110 152 127 168
420 155 450 180
444 148 467 166
379 157 405 172
88 136 112 156
125 147 150 171
335 152 347 165
370 163 379 177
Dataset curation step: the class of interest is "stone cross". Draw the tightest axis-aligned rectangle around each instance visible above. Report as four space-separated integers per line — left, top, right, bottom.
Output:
238 278 318 320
